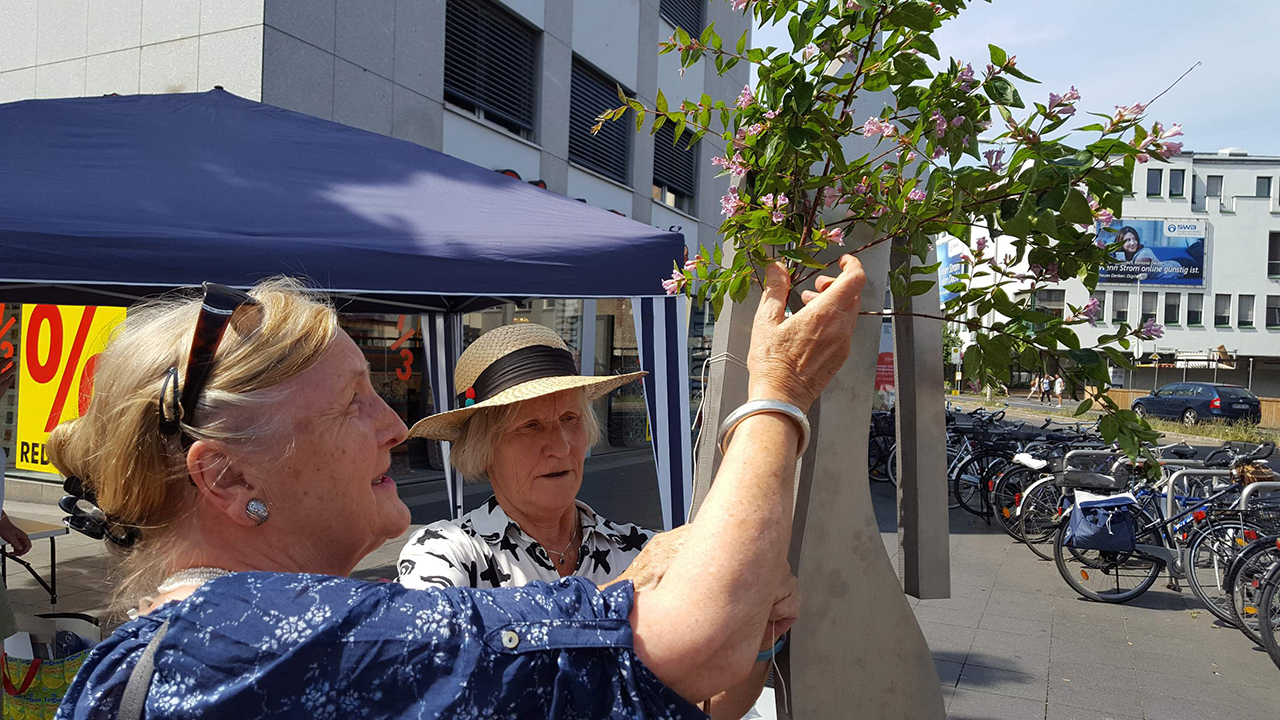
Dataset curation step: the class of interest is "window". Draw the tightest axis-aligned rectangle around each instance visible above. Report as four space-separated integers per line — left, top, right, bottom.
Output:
1270 232 1280 276
659 0 703 33
1146 168 1162 196
1090 290 1106 323
1141 291 1157 323
1207 175 1223 197
1163 293 1181 325
1187 293 1203 325
1214 294 1231 326
1239 295 1255 327
1032 289 1065 319
1112 290 1129 323
1169 169 1185 197
1267 296 1280 328
1257 176 1273 198
569 58 630 184
652 119 698 213
444 0 538 136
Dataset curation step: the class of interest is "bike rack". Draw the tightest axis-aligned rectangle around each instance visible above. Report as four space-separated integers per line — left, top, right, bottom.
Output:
1237 480 1280 511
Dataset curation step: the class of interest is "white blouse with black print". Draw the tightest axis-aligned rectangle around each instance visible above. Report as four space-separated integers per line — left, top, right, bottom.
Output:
398 495 656 590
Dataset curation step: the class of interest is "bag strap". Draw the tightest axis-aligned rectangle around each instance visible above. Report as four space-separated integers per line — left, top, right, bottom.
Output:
2 655 42 696
118 620 169 720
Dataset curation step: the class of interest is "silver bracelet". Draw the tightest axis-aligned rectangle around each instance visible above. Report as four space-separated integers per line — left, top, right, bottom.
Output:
717 399 810 458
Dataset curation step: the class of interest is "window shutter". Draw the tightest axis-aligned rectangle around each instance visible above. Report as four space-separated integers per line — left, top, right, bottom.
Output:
569 59 630 184
653 121 697 198
444 0 538 132
660 0 703 34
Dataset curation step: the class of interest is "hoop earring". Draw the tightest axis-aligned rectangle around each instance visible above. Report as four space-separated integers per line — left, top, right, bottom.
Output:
245 498 269 525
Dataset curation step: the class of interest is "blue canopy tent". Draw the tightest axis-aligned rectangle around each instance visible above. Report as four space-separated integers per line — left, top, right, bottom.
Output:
0 89 693 529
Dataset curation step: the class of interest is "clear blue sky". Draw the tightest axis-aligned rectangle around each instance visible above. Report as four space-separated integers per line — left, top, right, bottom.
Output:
751 0 1280 157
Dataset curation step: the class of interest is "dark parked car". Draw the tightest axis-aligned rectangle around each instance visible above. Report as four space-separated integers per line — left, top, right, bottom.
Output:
1131 382 1262 424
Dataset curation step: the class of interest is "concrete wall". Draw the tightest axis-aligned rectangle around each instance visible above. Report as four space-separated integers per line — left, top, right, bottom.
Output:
0 0 264 103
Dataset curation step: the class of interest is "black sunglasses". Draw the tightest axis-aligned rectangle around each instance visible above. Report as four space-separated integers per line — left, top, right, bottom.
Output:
159 282 259 439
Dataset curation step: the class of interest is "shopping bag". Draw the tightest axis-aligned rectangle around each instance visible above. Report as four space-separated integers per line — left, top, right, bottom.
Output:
1063 491 1138 553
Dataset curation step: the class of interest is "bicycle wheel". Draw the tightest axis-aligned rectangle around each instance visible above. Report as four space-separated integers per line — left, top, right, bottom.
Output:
991 466 1037 541
868 433 894 481
885 445 898 488
953 452 1005 518
1185 519 1269 625
945 445 960 509
1018 479 1063 561
1053 511 1163 604
1227 535 1280 646
1258 561 1280 671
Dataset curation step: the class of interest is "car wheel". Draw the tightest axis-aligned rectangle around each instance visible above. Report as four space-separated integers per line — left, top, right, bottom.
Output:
1182 408 1197 425
1133 403 1146 419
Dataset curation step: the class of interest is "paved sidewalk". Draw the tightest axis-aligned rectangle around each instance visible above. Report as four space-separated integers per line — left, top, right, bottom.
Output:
869 482 1280 720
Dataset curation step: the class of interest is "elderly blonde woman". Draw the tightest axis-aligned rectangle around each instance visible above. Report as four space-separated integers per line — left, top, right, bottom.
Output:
398 324 774 717
50 257 867 719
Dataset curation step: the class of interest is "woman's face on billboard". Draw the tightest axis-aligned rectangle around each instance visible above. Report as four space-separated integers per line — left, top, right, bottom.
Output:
1122 232 1139 252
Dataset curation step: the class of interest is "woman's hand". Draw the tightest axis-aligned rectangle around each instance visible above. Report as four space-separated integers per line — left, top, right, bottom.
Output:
747 256 867 412
605 525 690 591
0 513 32 556
761 571 800 649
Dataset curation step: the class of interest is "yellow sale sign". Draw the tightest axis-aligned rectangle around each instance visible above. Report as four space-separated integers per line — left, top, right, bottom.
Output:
17 304 126 473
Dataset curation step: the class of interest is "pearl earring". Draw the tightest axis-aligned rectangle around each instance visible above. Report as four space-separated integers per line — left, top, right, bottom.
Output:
245 498 269 525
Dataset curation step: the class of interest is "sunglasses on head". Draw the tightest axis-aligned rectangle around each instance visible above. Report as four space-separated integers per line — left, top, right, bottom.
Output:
159 282 259 439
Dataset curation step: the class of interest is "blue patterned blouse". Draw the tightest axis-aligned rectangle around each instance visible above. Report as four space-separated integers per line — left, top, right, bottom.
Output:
55 572 706 719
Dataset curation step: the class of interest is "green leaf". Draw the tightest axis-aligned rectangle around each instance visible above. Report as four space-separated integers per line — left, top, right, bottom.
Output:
988 44 1007 66
1004 65 1039 83
1049 150 1093 168
910 35 940 60
1019 346 1040 369
983 76 1024 109
962 345 983 380
1068 348 1101 366
656 89 668 113
907 279 935 297
736 29 748 54
888 2 937 31
1059 189 1093 225
893 52 933 81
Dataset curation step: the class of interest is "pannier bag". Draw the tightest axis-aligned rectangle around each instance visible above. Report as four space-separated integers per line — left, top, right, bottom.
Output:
1063 490 1138 553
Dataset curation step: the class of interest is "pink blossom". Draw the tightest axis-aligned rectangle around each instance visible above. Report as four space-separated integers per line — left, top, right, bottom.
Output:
825 227 845 246
732 0 750 10
720 191 745 217
1158 141 1183 159
1137 317 1164 340
960 254 973 264
951 116 964 128
1095 207 1114 226
764 109 779 119
803 44 818 61
1113 101 1148 123
1029 262 1060 283
907 188 927 202
823 187 841 208
735 84 755 109
853 178 870 195
957 63 976 92
662 267 685 295
932 110 948 137
862 116 896 139
1007 55 1017 67
683 254 703 272
871 205 887 217
1080 297 1102 326
771 210 785 223
982 148 1005 173
901 150 918 163
1158 123 1183 140
746 122 766 136
931 146 946 160
974 236 987 255
1135 153 1150 164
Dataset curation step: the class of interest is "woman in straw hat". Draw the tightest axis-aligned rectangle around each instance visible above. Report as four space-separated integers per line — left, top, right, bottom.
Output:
397 324 770 716
52 257 865 718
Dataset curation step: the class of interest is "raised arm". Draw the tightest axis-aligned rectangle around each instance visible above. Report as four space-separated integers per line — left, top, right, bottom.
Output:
630 256 866 702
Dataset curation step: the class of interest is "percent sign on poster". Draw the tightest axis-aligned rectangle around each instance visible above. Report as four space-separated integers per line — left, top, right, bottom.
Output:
16 304 127 472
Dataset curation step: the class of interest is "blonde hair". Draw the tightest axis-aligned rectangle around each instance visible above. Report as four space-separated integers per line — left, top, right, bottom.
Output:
47 277 338 607
451 389 600 483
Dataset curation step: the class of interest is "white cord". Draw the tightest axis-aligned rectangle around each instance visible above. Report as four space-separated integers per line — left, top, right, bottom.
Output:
770 622 789 715
689 352 749 524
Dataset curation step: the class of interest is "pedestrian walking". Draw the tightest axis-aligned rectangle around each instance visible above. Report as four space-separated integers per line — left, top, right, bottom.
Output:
1026 374 1040 401
1054 374 1065 407
1039 375 1051 404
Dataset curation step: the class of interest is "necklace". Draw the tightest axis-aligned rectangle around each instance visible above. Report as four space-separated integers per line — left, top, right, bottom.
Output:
157 566 233 593
543 527 580 567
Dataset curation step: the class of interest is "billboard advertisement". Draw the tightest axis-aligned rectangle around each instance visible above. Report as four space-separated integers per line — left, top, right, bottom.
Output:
1097 218 1205 286
938 237 968 304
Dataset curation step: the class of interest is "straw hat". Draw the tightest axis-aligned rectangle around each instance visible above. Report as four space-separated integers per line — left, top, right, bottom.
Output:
407 323 645 442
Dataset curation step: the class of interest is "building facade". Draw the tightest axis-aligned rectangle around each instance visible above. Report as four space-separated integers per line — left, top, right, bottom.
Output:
0 0 747 475
960 149 1280 398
